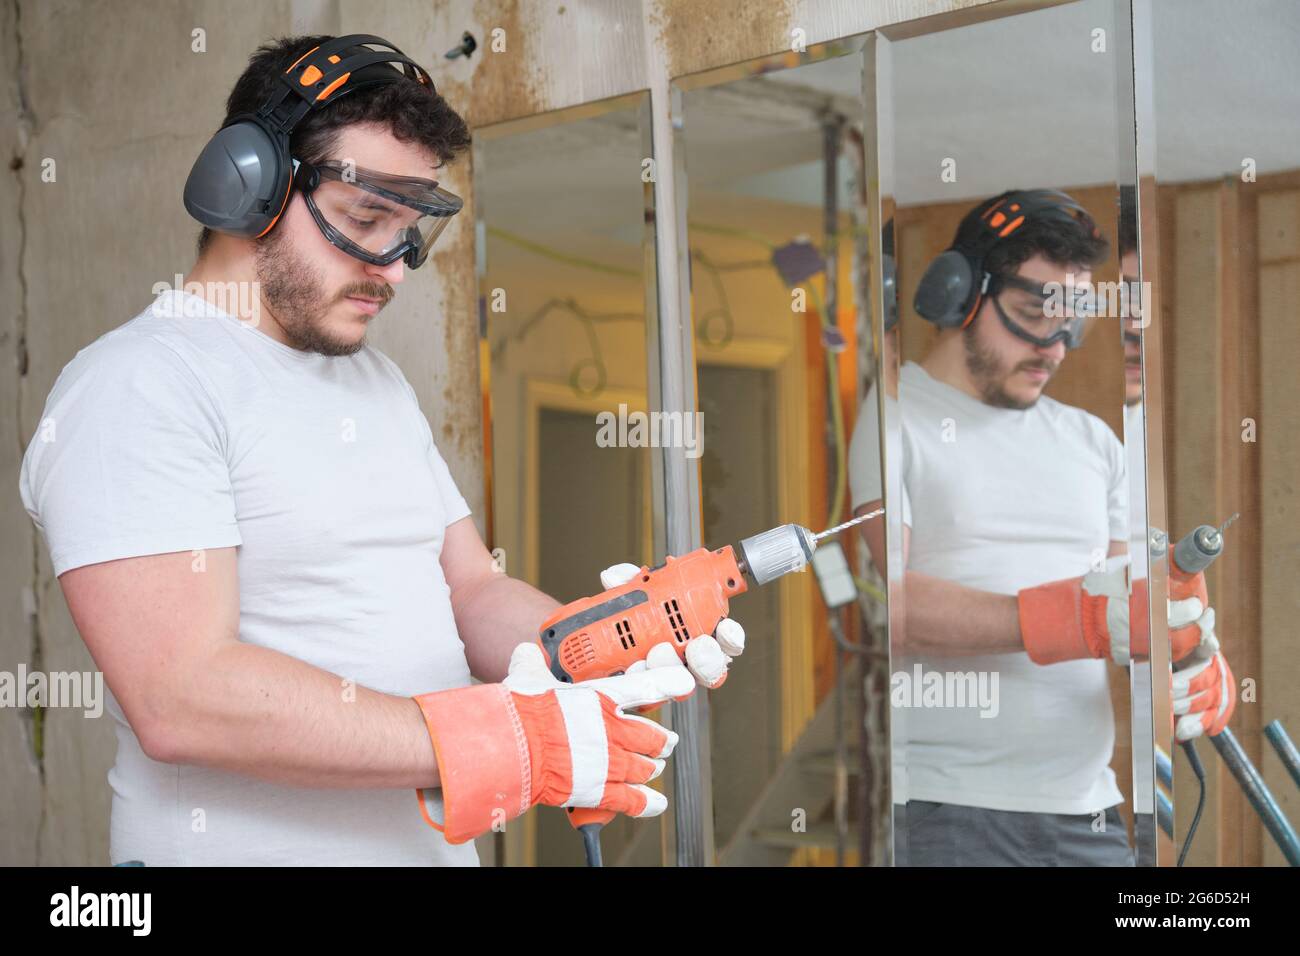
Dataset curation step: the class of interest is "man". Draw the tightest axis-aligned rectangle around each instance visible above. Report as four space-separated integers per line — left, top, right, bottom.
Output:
847 189 1232 866
19 35 743 866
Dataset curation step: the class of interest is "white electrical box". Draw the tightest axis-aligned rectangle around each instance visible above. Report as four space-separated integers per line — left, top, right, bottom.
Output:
811 540 858 608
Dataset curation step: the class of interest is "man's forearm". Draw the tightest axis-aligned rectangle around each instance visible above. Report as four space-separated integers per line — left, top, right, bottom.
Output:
455 572 561 683
152 641 440 790
901 570 1024 656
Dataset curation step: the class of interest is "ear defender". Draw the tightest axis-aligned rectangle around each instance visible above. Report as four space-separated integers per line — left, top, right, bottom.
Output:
912 189 1096 331
184 116 294 238
183 34 435 240
913 249 982 329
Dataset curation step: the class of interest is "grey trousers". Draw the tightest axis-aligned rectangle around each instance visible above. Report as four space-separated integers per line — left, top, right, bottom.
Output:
895 801 1136 867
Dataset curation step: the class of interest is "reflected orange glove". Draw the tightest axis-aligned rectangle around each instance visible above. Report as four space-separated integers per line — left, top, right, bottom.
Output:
1018 560 1150 665
412 642 693 845
1019 559 1211 666
1166 568 1211 662
1172 608 1236 740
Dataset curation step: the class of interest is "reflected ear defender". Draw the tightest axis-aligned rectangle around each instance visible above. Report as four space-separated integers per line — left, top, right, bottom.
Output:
882 217 899 331
183 34 434 239
912 189 1096 330
882 252 898 331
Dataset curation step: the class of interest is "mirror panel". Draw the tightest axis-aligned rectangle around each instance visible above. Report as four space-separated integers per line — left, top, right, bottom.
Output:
674 38 894 865
475 94 662 866
1137 0 1300 867
876 0 1148 865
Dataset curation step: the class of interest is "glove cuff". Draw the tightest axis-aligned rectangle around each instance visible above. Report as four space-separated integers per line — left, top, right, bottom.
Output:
1018 576 1101 664
412 683 533 844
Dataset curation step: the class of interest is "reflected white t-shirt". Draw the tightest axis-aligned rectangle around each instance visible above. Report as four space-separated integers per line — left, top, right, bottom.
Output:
20 290 478 865
848 361 1127 815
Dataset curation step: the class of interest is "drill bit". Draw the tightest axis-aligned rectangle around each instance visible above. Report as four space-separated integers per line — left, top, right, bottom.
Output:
813 507 885 543
739 508 887 586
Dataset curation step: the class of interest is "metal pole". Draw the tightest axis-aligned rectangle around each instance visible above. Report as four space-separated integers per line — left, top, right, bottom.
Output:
647 81 714 867
1263 720 1300 791
1209 727 1300 866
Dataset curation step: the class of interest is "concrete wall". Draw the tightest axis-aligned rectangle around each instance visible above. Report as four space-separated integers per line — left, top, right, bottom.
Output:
1 0 994 864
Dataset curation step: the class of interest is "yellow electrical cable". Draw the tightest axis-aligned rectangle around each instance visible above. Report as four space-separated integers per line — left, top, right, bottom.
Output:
853 575 886 605
687 220 780 249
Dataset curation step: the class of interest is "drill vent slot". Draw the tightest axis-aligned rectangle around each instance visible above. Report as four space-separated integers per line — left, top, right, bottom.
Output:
663 599 689 645
616 619 637 650
560 634 598 670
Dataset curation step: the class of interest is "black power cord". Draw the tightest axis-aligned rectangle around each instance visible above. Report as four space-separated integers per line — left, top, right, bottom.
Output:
1177 740 1207 867
579 824 604 867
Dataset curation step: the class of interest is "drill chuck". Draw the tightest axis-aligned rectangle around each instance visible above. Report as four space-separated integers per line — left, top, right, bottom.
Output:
738 523 817 586
1173 525 1223 575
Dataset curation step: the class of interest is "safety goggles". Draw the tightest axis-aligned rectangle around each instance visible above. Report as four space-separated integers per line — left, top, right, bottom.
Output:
293 159 463 269
987 272 1096 350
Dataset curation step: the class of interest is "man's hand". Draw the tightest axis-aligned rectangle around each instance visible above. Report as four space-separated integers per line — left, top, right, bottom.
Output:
1172 606 1236 741
413 641 694 844
600 562 746 689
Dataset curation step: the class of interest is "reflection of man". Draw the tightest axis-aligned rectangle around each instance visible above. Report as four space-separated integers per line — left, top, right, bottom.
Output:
1117 206 1236 749
849 189 1200 866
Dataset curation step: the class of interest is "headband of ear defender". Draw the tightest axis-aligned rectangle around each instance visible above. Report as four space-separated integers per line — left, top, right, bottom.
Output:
183 34 434 239
912 189 1097 331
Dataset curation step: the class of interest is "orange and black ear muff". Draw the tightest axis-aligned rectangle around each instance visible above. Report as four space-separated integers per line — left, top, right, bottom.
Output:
183 34 435 240
913 188 1096 331
913 248 983 329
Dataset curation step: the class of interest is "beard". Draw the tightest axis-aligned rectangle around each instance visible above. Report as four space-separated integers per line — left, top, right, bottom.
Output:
962 326 1055 410
253 229 390 357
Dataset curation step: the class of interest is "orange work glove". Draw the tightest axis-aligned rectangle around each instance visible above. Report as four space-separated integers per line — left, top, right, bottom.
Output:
1018 559 1150 665
1172 608 1236 740
1018 559 1210 666
412 642 693 845
1166 568 1212 662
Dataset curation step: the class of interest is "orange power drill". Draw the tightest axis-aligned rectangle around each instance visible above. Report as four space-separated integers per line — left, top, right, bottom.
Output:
534 510 882 865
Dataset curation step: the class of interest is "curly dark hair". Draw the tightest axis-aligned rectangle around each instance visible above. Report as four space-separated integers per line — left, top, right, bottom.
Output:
195 35 471 256
981 201 1110 279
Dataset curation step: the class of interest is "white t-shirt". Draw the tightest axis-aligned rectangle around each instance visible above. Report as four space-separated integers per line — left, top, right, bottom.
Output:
848 361 1127 814
20 289 479 865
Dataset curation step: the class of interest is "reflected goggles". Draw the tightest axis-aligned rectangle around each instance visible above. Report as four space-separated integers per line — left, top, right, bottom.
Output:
292 159 463 269
987 272 1096 350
